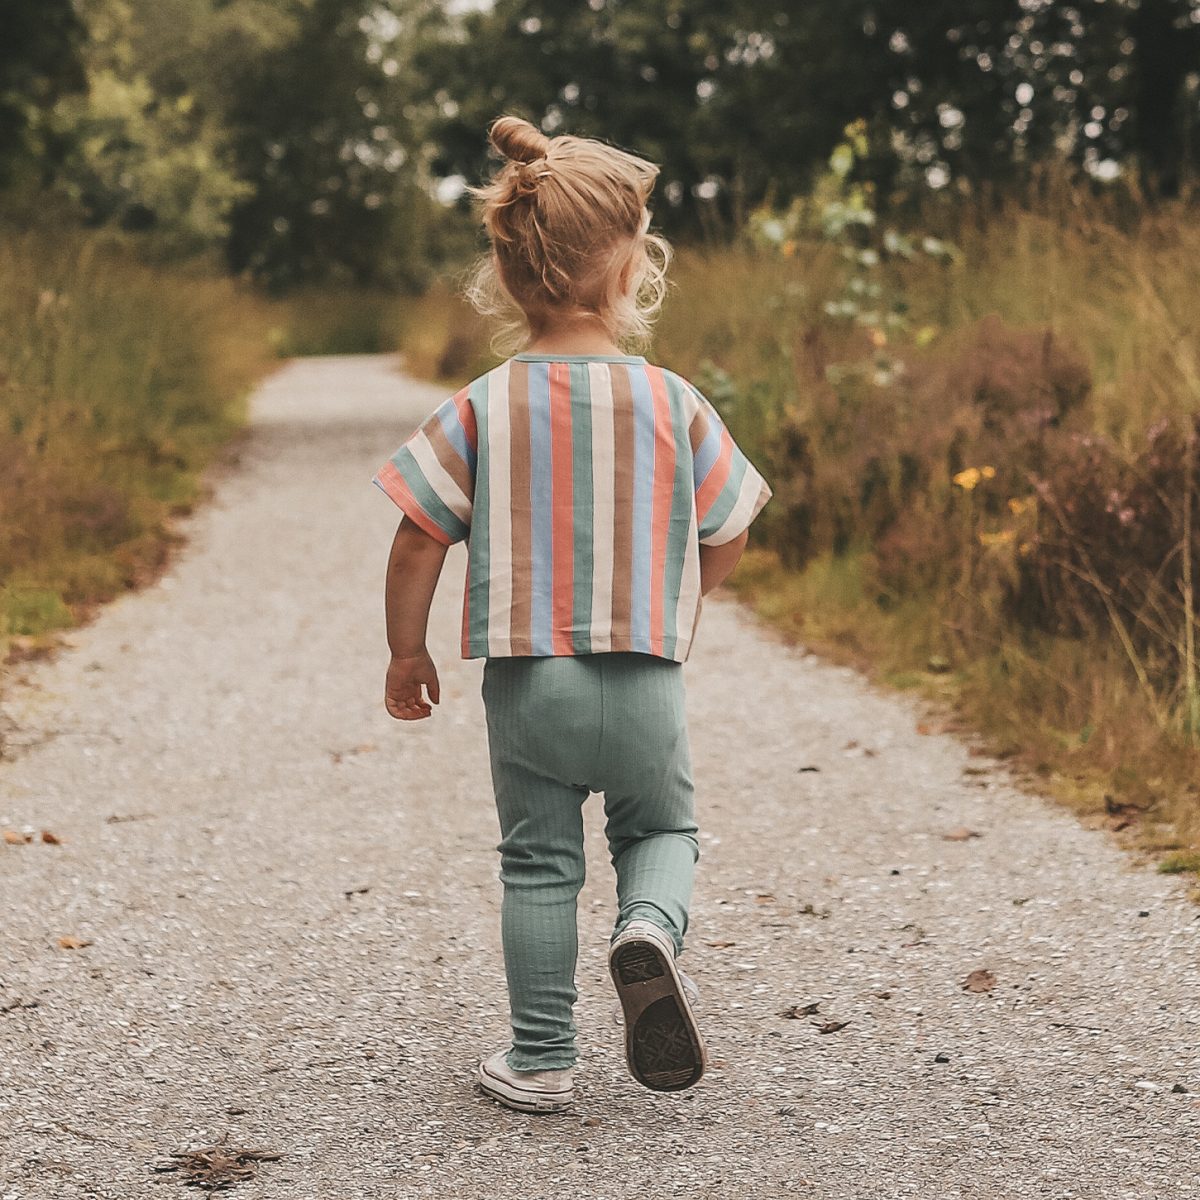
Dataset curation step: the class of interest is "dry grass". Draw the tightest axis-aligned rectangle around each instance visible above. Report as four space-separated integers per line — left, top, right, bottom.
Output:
0 231 277 653
390 198 1200 872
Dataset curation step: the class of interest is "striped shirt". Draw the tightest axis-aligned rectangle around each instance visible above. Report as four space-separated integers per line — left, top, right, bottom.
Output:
373 352 772 663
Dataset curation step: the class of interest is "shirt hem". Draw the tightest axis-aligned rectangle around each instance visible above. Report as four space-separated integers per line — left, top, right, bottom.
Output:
462 638 692 664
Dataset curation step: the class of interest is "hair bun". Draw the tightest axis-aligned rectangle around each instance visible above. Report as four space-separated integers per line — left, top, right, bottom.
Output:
489 116 551 164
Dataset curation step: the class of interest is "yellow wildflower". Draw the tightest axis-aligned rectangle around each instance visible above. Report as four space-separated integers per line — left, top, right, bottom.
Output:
953 465 996 491
978 529 1016 548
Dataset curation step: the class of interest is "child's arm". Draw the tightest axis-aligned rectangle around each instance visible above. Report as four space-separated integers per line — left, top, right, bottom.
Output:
698 528 749 594
383 517 450 720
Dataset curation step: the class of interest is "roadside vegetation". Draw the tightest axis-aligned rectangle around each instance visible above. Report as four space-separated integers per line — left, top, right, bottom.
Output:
393 149 1200 878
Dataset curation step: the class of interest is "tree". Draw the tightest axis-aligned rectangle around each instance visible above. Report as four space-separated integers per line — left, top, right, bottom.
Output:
46 0 306 247
224 0 435 288
0 0 86 184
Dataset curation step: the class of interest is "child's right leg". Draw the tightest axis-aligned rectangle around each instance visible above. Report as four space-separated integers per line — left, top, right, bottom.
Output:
595 653 706 1091
596 653 699 953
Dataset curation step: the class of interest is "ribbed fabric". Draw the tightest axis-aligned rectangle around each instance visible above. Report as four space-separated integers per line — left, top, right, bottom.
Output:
481 652 699 1071
372 355 772 663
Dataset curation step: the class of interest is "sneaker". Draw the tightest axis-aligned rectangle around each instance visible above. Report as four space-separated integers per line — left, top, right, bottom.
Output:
608 919 706 1092
611 971 700 1024
477 1050 574 1114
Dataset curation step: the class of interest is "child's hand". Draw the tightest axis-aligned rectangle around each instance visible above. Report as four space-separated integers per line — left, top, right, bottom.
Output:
385 650 441 720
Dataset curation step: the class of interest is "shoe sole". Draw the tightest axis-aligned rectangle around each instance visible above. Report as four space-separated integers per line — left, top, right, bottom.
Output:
609 936 706 1092
477 1065 573 1114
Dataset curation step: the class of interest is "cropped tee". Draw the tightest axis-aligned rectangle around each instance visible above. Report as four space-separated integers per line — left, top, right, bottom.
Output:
372 352 772 663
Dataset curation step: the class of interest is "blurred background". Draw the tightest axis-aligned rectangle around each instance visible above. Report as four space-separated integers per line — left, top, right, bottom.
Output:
2 1 1199 871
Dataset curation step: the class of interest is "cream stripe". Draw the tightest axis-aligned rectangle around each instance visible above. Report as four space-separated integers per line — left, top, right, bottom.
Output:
588 362 615 652
407 433 472 522
703 467 764 546
487 360 513 654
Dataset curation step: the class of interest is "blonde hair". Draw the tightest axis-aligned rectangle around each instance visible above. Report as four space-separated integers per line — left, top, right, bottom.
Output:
464 115 672 352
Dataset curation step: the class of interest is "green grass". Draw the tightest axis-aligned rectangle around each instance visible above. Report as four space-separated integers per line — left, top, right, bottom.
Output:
266 286 407 357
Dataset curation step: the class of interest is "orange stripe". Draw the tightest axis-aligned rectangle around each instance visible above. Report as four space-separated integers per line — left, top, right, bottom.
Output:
548 362 575 655
508 360 533 655
375 462 453 545
647 367 675 656
695 427 735 521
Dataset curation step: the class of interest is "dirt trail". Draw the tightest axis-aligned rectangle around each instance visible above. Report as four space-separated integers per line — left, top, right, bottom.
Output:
1 354 1197 1200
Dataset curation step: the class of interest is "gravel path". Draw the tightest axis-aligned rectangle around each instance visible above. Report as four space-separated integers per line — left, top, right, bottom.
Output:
1 354 1198 1200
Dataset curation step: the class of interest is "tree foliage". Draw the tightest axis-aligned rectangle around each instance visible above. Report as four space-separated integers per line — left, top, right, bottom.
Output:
0 0 86 183
2 0 1200 284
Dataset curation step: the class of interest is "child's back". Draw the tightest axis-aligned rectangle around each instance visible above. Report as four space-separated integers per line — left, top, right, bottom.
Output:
374 115 771 1113
375 351 770 663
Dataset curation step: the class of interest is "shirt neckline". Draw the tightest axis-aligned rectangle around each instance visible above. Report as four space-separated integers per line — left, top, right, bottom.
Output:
513 352 647 364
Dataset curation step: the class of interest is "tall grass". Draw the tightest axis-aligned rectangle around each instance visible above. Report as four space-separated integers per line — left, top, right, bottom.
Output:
0 231 276 648
393 198 1200 863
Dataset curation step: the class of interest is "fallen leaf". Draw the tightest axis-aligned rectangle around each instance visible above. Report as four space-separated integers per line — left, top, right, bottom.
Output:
941 827 982 842
41 830 63 845
3 830 31 845
57 936 92 950
155 1142 281 1189
705 939 736 949
815 1020 849 1034
915 723 933 736
781 1002 820 1019
962 969 997 993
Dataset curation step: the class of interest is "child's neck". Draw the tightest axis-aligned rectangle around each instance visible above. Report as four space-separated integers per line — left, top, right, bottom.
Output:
522 315 624 358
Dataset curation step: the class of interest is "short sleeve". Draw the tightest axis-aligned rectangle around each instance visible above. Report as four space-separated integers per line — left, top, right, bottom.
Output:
372 387 477 545
687 385 773 546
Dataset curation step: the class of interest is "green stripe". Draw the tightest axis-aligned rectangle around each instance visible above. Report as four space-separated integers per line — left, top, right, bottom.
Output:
661 374 694 659
466 374 491 653
393 446 469 541
569 363 594 652
699 450 748 540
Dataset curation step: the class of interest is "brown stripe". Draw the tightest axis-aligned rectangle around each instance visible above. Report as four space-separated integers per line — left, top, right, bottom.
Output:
423 412 473 501
508 359 534 655
609 364 636 634
688 404 710 454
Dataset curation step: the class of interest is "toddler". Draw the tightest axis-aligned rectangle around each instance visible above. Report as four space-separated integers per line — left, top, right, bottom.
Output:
373 116 771 1113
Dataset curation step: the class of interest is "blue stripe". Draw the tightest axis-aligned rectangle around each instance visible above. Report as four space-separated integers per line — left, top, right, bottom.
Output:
629 365 656 652
382 448 469 542
436 395 476 471
693 405 723 488
528 362 555 656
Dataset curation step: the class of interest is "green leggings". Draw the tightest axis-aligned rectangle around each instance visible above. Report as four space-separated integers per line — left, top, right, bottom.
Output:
481 652 699 1072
